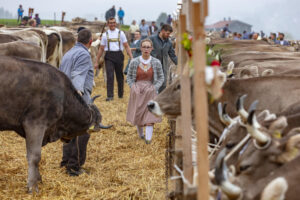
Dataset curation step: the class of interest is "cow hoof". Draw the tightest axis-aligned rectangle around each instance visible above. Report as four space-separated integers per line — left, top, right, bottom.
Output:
27 185 39 194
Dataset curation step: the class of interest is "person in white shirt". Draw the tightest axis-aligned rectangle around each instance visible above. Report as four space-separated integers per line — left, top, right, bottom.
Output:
95 17 133 101
129 20 139 43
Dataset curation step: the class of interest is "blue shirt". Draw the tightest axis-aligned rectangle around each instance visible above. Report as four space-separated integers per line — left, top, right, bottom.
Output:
18 8 24 16
59 43 94 95
118 10 125 18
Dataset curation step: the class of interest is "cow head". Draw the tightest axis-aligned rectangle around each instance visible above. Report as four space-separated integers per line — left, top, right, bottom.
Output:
235 109 300 183
148 68 227 118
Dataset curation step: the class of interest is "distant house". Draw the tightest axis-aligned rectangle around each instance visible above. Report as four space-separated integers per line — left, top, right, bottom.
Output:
205 18 252 34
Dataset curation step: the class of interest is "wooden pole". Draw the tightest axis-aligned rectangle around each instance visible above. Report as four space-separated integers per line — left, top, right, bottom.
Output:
191 1 209 200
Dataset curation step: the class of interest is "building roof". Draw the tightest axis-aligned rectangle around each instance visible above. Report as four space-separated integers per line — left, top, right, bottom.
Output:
205 20 252 29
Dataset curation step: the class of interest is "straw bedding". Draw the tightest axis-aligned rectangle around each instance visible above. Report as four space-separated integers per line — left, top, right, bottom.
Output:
0 68 169 199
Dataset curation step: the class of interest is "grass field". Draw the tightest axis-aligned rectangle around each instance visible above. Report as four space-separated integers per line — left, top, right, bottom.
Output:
0 18 60 26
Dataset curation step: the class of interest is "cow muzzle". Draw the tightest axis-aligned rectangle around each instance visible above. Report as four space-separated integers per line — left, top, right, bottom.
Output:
147 100 163 116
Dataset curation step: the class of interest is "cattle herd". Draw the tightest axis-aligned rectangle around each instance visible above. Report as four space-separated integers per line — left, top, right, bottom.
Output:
0 26 107 193
148 38 300 199
2 24 300 199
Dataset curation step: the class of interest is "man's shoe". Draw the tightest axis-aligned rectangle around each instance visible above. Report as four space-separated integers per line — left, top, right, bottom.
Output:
106 97 113 101
139 135 145 140
66 168 83 176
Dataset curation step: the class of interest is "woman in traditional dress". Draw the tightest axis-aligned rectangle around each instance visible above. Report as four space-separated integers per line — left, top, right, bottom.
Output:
126 39 164 144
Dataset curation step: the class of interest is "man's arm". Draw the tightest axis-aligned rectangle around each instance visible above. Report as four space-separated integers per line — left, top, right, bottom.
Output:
168 44 178 65
71 54 90 94
124 42 133 59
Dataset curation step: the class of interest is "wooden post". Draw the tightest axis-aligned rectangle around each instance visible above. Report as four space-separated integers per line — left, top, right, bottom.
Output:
191 1 209 200
61 12 66 25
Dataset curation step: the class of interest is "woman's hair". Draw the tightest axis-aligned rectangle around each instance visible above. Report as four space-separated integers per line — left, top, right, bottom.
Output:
140 38 153 47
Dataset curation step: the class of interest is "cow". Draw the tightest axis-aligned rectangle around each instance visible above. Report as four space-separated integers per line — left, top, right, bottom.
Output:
0 33 22 43
0 55 103 193
227 60 300 78
41 29 63 67
0 41 42 61
214 109 300 200
0 29 47 62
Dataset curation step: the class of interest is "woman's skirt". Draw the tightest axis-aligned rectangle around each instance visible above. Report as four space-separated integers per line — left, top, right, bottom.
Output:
127 81 162 126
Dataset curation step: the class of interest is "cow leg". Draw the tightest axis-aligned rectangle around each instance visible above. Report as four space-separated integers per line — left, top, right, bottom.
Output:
24 123 46 193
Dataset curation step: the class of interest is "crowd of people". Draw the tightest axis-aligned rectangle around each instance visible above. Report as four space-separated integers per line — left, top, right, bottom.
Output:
220 23 290 46
57 12 176 175
17 4 41 27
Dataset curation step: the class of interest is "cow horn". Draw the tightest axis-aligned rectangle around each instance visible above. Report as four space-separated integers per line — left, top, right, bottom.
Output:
218 102 234 126
215 149 241 199
247 100 259 114
246 110 270 146
236 94 248 122
99 123 113 129
277 134 300 163
92 95 101 102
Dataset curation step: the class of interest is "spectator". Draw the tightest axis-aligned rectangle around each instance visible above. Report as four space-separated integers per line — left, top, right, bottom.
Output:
129 20 139 43
28 19 37 27
17 5 24 23
233 32 239 40
105 5 116 21
269 32 278 43
252 32 259 40
124 31 142 75
242 30 249 39
150 24 177 93
19 16 29 27
276 33 289 46
149 21 158 36
34 13 41 27
221 24 231 38
260 30 265 38
117 7 125 25
166 14 172 25
140 19 150 40
126 39 164 144
237 33 242 39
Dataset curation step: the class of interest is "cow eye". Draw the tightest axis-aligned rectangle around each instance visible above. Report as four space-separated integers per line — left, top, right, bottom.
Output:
226 143 235 149
239 164 251 172
175 84 180 91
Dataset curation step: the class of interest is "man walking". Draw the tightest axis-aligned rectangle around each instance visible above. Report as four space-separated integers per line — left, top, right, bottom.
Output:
17 5 24 23
140 19 150 40
59 28 94 176
105 5 116 21
150 24 177 93
149 21 158 36
117 7 125 25
95 17 133 101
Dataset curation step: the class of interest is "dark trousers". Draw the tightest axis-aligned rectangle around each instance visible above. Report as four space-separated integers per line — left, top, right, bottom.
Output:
105 51 124 98
61 133 90 171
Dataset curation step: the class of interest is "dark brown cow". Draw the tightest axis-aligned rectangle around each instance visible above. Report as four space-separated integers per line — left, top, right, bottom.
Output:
0 55 102 193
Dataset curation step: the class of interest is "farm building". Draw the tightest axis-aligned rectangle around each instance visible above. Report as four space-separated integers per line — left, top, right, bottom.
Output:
205 18 252 34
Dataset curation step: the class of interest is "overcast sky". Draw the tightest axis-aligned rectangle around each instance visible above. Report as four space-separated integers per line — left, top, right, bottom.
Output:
1 0 299 39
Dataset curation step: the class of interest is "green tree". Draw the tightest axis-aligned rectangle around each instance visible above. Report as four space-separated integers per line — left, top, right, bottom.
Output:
156 12 167 28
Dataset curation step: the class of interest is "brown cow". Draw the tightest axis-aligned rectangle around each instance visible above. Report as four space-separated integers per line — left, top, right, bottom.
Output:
0 41 42 61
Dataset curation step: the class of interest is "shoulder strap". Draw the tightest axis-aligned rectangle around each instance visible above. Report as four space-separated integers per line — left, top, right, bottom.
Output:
106 31 110 51
118 31 121 51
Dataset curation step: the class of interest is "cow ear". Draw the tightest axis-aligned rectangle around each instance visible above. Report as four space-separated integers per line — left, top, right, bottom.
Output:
91 95 101 103
276 132 300 163
269 116 287 139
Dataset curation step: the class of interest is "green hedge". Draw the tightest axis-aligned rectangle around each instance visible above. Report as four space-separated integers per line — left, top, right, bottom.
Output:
0 18 61 27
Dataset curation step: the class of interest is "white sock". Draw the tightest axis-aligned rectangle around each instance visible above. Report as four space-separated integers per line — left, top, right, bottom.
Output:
145 126 153 141
137 126 144 137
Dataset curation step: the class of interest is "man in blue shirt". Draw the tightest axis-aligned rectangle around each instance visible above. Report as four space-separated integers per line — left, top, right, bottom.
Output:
60 28 94 176
117 7 125 25
17 5 24 23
